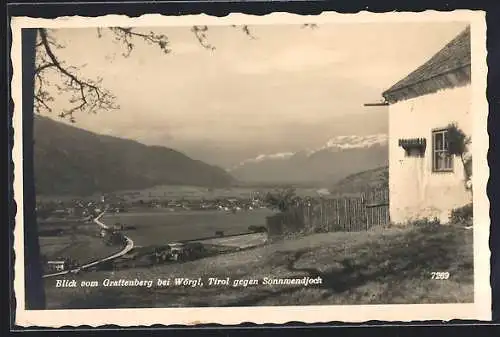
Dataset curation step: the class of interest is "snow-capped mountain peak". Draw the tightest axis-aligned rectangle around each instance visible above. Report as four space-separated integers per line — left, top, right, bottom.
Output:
228 134 388 172
228 152 295 171
319 134 388 151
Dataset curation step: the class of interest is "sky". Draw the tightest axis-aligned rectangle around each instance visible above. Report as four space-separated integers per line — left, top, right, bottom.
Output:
39 21 469 168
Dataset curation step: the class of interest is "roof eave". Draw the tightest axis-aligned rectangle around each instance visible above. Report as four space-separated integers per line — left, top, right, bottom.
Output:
382 64 471 104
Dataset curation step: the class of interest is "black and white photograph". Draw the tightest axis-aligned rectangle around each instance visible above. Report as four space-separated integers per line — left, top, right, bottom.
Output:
11 11 491 326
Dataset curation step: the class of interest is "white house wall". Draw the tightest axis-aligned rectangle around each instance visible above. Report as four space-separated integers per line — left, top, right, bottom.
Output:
388 85 472 224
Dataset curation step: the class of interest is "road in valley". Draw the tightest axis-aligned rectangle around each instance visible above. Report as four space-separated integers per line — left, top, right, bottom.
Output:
42 211 134 279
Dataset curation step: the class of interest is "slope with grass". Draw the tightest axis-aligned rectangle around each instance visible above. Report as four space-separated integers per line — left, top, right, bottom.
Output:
330 166 388 195
34 116 235 196
44 222 472 308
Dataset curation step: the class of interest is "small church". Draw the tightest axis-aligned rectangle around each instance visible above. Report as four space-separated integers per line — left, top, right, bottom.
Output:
382 26 472 224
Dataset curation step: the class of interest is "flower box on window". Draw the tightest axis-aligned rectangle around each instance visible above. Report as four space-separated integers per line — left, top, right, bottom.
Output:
398 138 426 157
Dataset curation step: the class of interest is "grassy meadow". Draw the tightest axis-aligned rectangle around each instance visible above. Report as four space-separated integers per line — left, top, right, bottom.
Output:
112 185 331 204
36 185 330 207
39 222 122 267
44 221 473 308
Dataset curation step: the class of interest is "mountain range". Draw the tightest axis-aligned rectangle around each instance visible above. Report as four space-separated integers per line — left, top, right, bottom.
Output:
33 115 389 196
33 116 234 196
228 134 389 185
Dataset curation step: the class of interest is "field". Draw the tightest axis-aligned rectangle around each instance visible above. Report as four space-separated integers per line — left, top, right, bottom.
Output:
195 233 268 249
38 222 122 268
102 208 275 246
36 185 330 204
115 185 328 201
43 222 473 309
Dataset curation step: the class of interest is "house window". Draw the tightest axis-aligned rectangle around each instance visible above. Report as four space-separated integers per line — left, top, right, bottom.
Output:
432 129 453 172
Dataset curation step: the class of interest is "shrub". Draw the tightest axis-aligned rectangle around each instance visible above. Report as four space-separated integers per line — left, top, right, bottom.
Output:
408 217 441 233
450 203 473 225
313 226 329 233
264 187 300 212
447 123 469 157
409 217 441 227
248 225 267 233
447 123 472 192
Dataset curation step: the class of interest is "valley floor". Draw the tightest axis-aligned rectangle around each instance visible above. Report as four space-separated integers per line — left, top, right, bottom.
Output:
44 222 473 309
39 222 122 270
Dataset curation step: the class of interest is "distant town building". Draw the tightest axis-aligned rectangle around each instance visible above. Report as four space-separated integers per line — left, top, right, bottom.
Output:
316 188 331 196
47 260 66 272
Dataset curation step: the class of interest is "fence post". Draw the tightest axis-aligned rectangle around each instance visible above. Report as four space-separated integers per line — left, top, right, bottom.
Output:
362 194 367 231
343 198 347 231
320 199 323 230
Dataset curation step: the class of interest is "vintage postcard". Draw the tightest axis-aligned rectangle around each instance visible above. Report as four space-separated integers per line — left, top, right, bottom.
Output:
11 10 491 327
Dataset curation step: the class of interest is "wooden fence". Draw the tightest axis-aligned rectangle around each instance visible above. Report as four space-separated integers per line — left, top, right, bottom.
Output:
364 188 390 230
267 188 389 237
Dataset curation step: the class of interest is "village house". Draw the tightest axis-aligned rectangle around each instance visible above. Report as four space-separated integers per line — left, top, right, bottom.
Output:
47 260 66 272
382 26 472 224
99 228 108 238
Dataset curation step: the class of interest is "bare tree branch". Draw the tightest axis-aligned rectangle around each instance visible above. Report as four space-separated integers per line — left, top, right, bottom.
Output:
34 62 56 74
301 23 318 29
32 24 271 121
108 27 171 57
191 25 216 51
34 28 118 119
33 27 172 119
231 25 257 40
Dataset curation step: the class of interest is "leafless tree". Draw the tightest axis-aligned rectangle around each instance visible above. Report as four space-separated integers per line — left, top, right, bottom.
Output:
33 24 271 122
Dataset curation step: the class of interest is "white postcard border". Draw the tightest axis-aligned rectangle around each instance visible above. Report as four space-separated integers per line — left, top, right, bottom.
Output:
11 10 491 327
